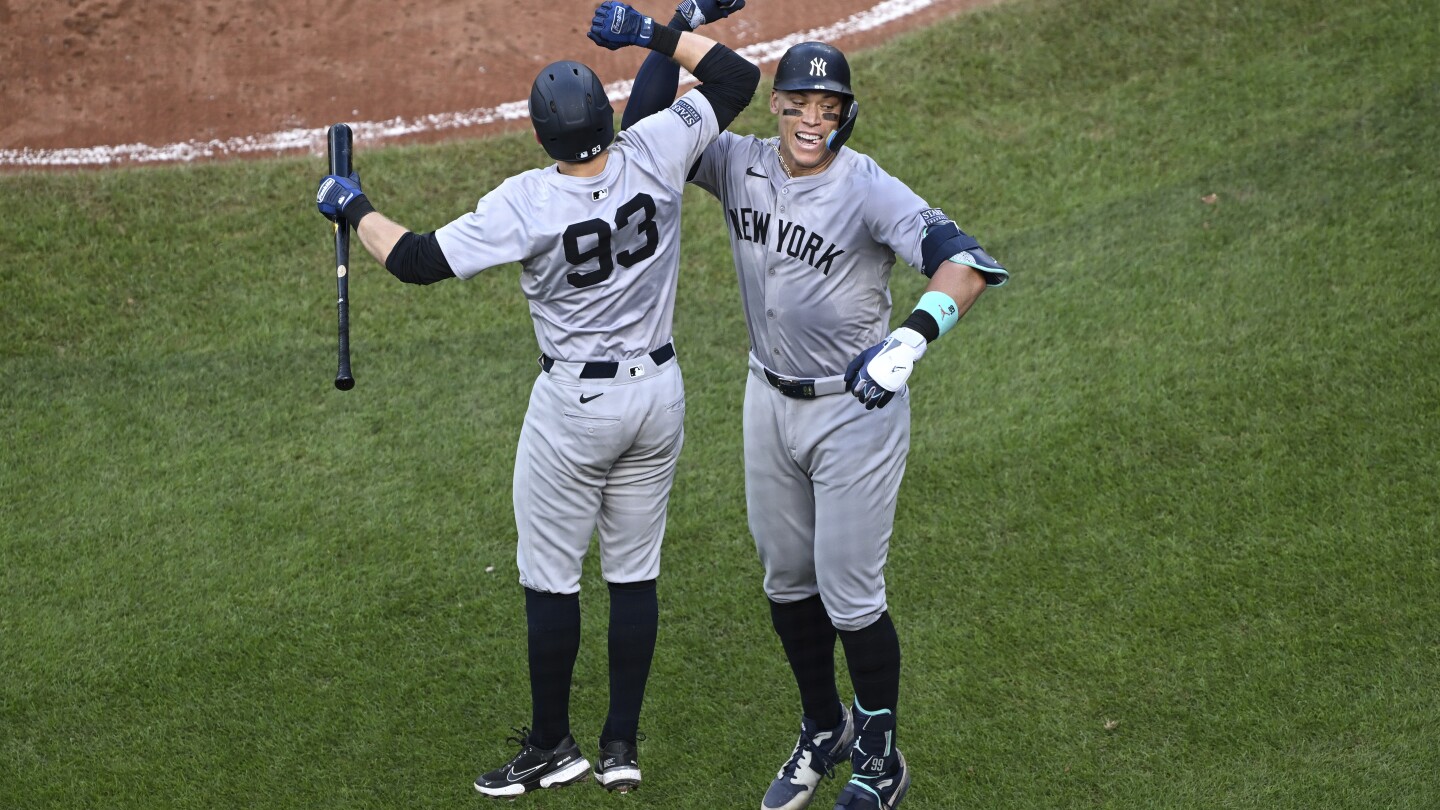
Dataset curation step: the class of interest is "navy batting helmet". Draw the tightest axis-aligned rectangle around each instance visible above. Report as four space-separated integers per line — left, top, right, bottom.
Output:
772 42 859 153
529 61 614 162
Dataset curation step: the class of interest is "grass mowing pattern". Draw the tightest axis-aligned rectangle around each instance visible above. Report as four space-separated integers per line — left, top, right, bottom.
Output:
3 0 1438 807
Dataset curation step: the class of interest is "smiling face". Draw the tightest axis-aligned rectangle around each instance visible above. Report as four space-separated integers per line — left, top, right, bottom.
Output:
770 89 847 177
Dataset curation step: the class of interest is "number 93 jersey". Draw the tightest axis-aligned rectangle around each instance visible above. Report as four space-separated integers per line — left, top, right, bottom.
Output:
435 89 721 362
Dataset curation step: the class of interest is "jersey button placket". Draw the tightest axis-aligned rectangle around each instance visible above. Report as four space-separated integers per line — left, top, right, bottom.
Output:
765 180 784 353
765 280 782 351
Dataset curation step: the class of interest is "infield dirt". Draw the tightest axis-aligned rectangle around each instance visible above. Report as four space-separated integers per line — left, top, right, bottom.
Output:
2 0 996 166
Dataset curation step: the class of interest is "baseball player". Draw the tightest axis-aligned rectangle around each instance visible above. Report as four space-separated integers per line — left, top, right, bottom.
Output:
623 7 1008 809
314 2 757 798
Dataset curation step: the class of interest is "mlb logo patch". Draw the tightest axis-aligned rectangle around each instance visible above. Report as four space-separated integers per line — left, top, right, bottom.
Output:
628 365 646 378
670 99 701 127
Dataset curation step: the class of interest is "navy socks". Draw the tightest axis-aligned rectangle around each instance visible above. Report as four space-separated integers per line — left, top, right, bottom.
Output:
524 587 581 749
769 595 843 729
601 579 658 746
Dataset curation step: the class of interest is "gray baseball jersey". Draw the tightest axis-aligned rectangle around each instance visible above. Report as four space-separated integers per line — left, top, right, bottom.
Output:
691 135 938 379
691 134 947 628
437 90 719 364
436 89 721 594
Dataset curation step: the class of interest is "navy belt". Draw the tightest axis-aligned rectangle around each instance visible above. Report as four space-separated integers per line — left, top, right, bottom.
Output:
540 342 675 378
763 368 822 399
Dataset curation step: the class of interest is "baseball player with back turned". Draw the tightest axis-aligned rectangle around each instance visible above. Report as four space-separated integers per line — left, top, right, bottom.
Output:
315 1 757 798
624 4 1008 808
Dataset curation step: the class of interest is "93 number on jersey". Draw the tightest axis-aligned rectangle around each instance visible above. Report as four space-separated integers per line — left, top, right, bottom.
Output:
563 193 658 288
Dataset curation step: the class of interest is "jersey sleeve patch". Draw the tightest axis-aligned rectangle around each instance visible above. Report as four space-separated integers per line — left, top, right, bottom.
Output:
920 207 950 229
669 99 702 128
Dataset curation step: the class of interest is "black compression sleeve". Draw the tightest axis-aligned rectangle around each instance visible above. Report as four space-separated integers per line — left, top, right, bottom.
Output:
620 14 693 131
692 44 760 132
384 231 456 285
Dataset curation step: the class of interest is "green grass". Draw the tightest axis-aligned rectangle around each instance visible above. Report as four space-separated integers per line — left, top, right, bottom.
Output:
3 0 1438 807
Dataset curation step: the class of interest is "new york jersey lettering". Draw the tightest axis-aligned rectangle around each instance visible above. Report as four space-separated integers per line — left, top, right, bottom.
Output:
771 218 846 275
727 207 772 245
728 208 845 274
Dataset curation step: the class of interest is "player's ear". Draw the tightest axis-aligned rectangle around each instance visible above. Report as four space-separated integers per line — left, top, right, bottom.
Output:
769 91 780 116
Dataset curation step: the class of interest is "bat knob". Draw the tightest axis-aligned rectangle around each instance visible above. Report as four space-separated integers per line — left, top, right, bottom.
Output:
335 375 355 391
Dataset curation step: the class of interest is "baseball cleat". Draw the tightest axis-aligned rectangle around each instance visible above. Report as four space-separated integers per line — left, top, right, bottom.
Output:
473 729 590 798
593 738 642 792
833 751 909 809
762 705 856 810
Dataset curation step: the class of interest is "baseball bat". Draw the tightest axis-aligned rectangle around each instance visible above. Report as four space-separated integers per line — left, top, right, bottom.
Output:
328 124 356 391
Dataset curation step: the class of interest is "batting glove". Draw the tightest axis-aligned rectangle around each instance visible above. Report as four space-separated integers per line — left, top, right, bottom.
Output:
844 327 928 410
588 1 655 50
315 172 365 223
677 0 745 29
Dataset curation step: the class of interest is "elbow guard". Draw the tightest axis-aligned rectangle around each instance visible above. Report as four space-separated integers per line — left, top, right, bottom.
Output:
693 44 761 132
919 214 1008 286
385 231 456 285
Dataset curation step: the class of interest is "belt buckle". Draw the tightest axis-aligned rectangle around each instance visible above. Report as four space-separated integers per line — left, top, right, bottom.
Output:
770 372 816 399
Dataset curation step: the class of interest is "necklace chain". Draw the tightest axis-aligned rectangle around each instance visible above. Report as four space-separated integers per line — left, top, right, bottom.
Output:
772 141 793 178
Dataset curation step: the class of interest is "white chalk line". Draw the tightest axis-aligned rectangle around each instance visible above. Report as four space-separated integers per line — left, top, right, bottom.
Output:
1 0 940 168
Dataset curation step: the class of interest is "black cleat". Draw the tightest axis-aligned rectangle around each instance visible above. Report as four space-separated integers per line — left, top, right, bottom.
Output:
473 728 591 799
593 738 642 793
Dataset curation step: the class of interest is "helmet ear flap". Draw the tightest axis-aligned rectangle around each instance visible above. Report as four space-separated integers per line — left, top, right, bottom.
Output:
825 99 858 152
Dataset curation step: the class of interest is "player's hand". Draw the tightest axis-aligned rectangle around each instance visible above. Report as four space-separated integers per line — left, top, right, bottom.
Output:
843 327 928 410
316 172 365 223
588 1 655 50
677 0 745 28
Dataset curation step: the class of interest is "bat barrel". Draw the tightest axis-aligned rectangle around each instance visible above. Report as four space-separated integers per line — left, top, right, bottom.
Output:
328 124 353 176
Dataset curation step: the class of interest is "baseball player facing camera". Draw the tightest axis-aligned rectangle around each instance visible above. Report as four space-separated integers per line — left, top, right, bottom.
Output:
624 4 1008 809
315 1 758 798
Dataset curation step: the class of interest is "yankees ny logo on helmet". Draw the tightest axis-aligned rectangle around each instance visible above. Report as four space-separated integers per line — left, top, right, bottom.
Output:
810 58 827 77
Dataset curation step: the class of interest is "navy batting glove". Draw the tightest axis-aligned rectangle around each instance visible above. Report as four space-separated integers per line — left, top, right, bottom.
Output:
677 0 744 28
588 1 655 50
316 172 365 223
844 342 895 410
843 327 927 410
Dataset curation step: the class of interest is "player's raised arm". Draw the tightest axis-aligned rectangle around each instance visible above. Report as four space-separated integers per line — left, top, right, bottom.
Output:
588 1 757 131
620 1 745 129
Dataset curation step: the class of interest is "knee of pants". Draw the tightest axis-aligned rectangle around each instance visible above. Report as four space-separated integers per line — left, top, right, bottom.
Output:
816 575 887 632
760 558 821 604
517 542 584 595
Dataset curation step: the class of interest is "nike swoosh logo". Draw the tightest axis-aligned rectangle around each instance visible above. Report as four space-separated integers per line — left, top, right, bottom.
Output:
580 393 603 403
505 762 544 782
746 167 767 178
